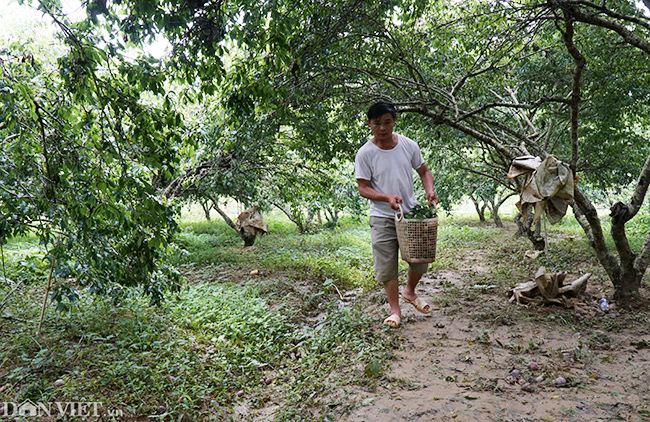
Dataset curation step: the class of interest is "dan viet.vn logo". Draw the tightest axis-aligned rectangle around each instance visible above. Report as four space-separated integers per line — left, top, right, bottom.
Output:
0 400 123 418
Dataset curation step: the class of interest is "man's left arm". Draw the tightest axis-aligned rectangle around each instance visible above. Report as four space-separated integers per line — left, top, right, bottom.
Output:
416 163 439 207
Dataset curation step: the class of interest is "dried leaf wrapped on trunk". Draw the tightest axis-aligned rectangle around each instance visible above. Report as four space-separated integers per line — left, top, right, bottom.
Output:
508 156 574 225
235 203 269 236
509 267 590 307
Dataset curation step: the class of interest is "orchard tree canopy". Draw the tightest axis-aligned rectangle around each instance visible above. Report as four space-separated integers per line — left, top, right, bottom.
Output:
256 0 650 302
1 0 650 305
1 1 184 306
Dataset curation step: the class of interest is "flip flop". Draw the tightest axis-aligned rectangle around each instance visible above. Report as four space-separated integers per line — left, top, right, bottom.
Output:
383 314 401 327
402 296 432 314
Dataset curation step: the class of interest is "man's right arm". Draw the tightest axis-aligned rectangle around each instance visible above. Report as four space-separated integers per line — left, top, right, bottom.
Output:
356 179 402 210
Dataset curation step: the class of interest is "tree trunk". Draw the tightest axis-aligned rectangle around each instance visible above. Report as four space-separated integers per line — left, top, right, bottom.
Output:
200 199 211 220
241 232 256 247
472 198 486 222
484 196 502 228
306 209 316 228
271 202 306 234
325 207 339 226
513 206 545 251
572 151 650 304
572 188 644 303
494 215 503 228
610 209 647 302
492 191 517 229
491 205 503 228
559 12 647 303
570 202 594 246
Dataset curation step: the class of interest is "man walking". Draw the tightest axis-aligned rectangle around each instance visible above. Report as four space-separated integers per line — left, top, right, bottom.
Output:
355 102 438 327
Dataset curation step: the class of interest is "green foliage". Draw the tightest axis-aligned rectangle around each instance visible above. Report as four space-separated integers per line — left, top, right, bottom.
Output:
1 7 184 305
404 203 437 219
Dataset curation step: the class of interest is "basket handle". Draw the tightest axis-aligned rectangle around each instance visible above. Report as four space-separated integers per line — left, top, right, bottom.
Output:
395 203 404 222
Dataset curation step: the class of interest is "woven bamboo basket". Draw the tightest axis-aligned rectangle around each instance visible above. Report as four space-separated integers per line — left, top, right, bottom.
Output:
395 203 438 264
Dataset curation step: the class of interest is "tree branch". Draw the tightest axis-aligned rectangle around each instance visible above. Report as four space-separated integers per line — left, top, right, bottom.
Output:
629 152 650 218
561 10 586 176
630 153 650 274
210 197 237 230
270 201 305 234
556 1 650 53
636 227 650 275
608 153 650 275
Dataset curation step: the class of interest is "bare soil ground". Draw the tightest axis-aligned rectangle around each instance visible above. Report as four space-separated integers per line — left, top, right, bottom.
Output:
340 227 650 422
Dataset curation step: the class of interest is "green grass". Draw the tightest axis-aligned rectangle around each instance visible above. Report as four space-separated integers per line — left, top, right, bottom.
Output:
0 235 48 285
0 212 391 421
173 214 375 290
1 279 390 420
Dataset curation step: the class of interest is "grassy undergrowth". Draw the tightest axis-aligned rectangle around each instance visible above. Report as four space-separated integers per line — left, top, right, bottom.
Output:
172 214 376 291
1 208 649 421
0 212 391 421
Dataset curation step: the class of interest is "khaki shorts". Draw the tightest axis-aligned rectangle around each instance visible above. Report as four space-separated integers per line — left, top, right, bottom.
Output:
369 216 427 282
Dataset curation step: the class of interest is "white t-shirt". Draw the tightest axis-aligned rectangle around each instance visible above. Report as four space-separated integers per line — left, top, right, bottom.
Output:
354 133 425 218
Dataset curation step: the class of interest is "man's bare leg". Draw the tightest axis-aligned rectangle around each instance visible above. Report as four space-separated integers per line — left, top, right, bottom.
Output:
402 268 423 302
384 278 401 320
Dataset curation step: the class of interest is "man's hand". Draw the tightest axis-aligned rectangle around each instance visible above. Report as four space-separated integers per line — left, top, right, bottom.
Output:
426 191 439 208
387 194 403 210
357 179 403 210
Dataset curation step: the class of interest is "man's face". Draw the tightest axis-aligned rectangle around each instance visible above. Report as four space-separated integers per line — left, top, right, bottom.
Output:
368 113 395 142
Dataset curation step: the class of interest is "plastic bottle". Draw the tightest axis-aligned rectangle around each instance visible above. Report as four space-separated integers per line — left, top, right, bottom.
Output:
599 298 610 312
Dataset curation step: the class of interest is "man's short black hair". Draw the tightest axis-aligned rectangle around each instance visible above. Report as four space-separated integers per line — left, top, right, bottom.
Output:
367 102 396 121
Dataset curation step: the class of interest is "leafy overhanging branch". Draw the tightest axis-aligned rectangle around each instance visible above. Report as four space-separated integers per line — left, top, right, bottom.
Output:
1 2 185 310
551 0 650 54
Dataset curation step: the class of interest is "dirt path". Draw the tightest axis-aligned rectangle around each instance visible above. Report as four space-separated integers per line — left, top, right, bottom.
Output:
340 270 650 422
